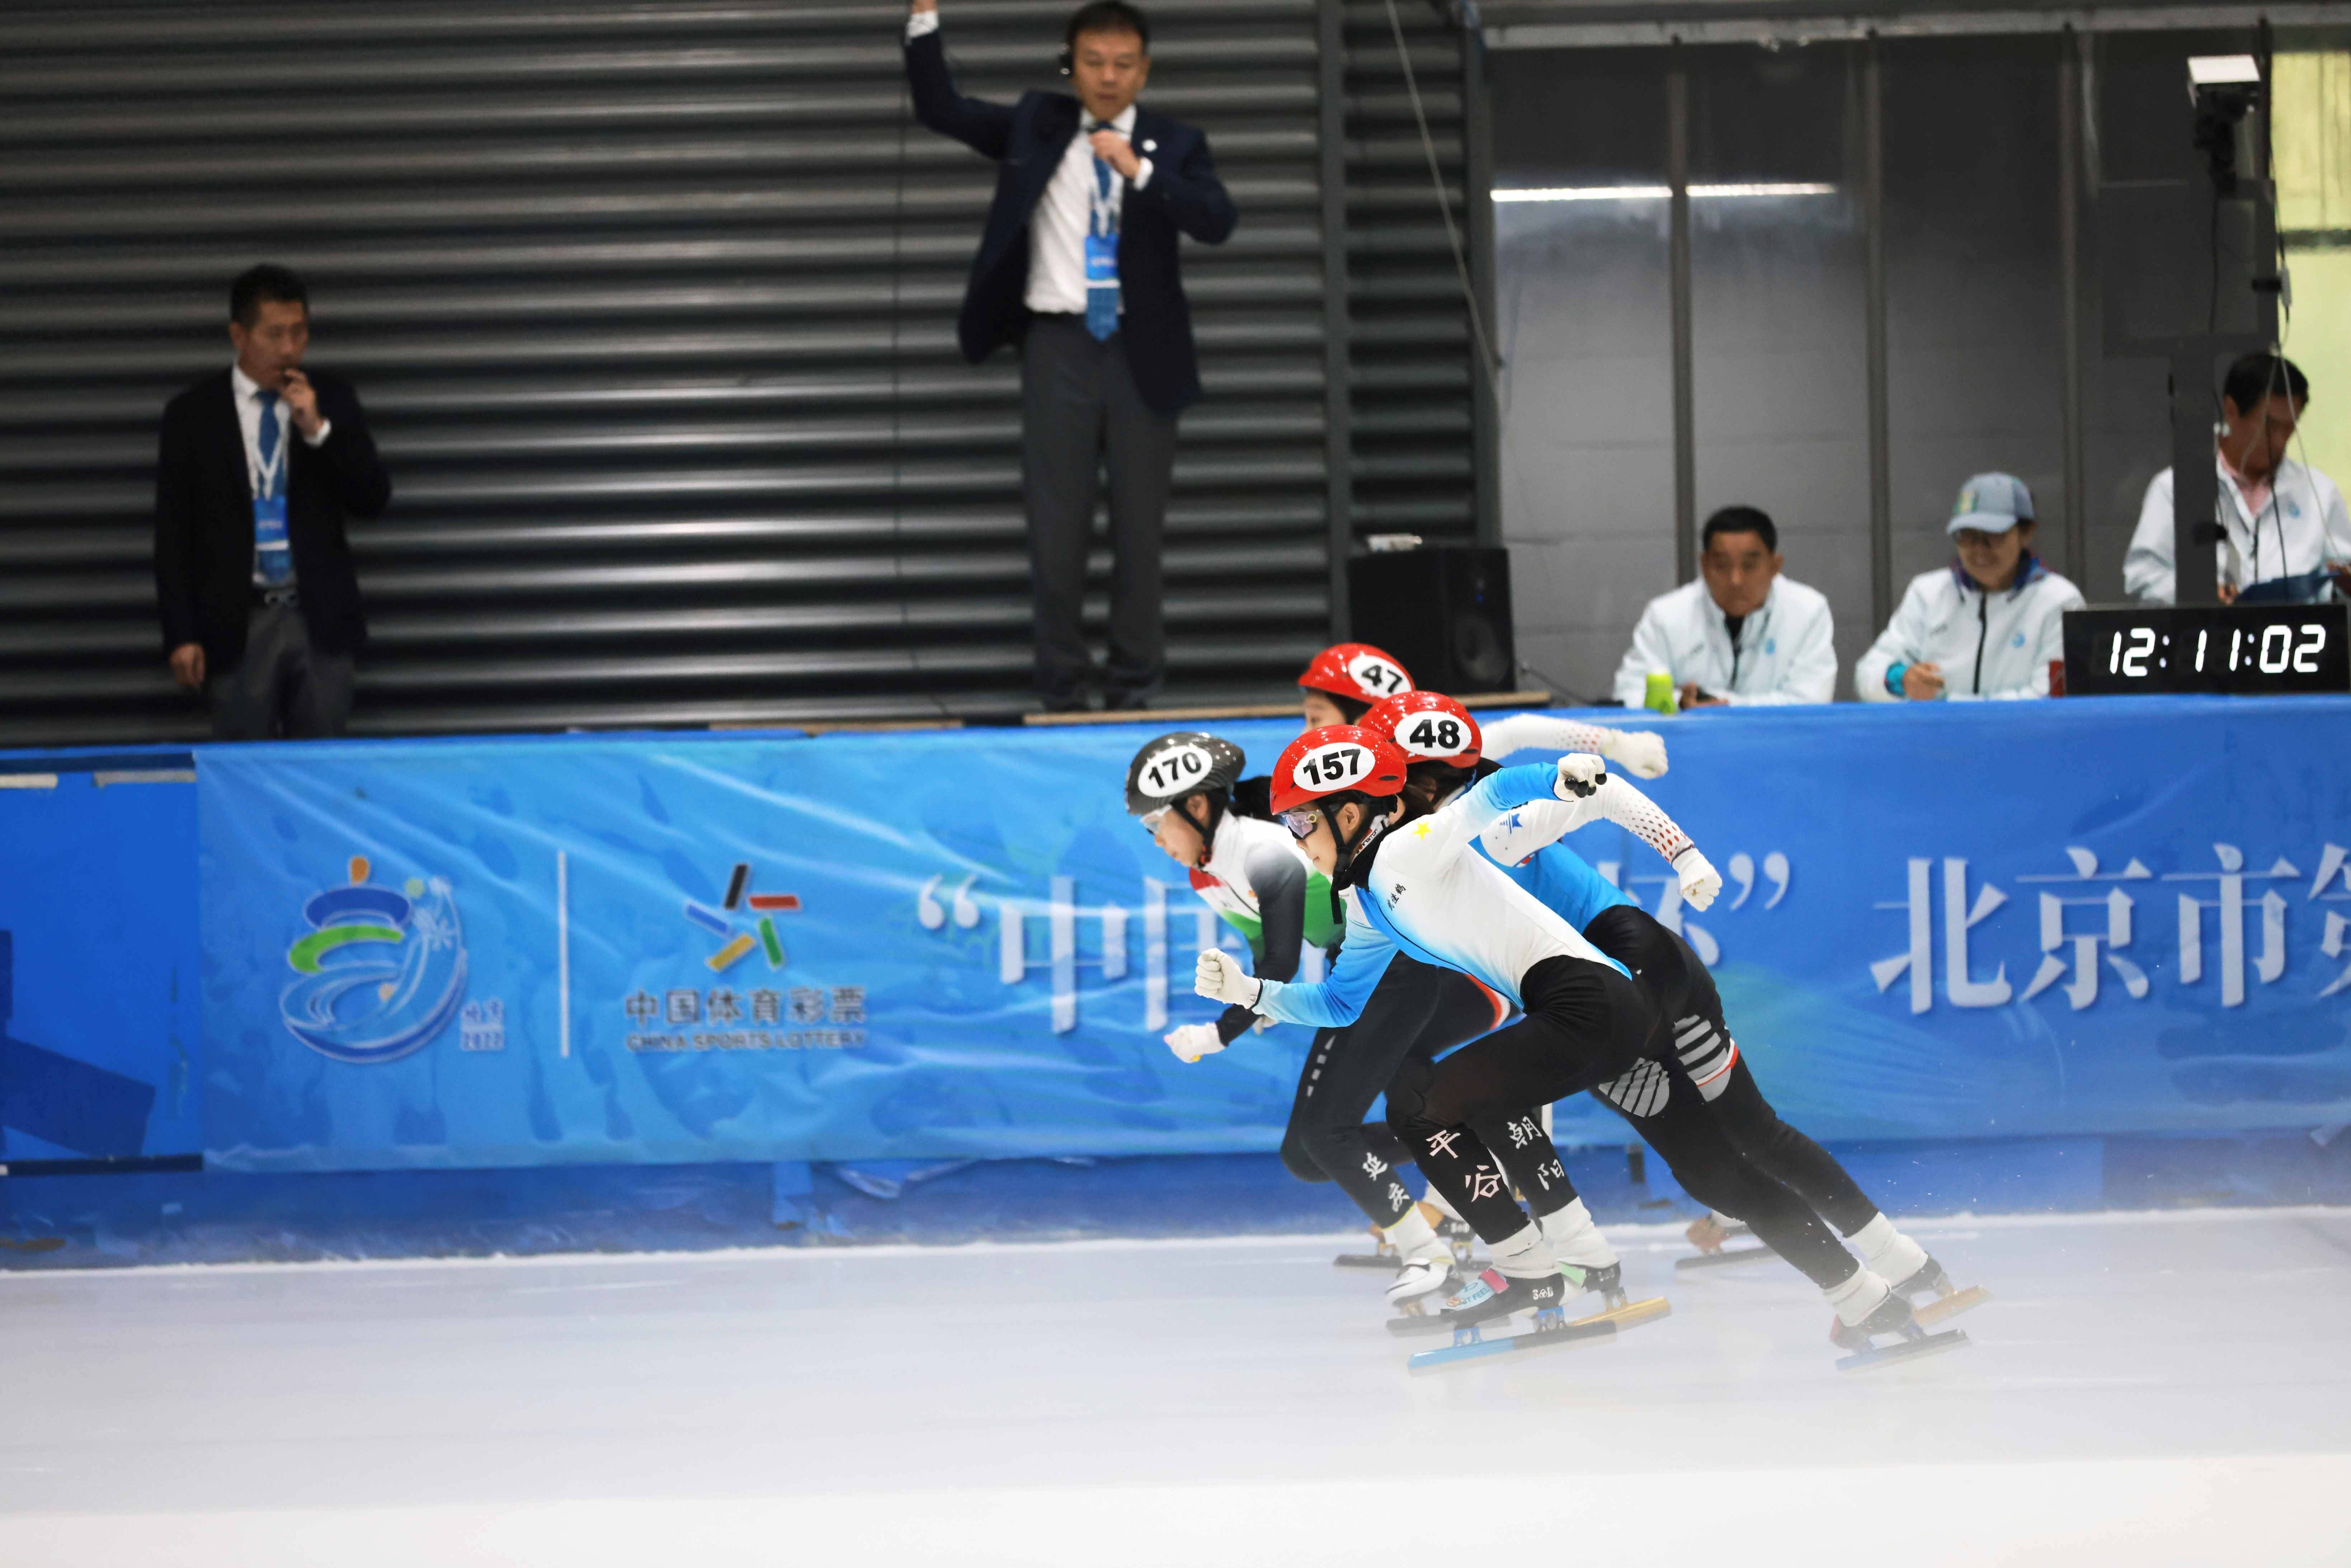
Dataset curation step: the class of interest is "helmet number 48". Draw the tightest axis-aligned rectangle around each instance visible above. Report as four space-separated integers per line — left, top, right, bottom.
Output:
1401 716 1464 755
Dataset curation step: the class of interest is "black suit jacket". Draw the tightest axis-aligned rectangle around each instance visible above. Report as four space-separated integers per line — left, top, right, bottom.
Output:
905 29 1238 416
153 368 391 670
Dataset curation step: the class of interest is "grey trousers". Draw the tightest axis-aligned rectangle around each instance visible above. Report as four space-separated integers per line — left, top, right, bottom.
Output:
208 601 355 740
1020 316 1178 704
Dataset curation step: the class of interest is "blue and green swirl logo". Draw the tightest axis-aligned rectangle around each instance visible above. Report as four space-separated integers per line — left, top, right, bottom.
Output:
279 856 467 1065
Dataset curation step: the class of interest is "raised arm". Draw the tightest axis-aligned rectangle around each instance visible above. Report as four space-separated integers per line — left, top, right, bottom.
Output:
904 3 1017 161
1479 712 1668 778
1477 765 1721 909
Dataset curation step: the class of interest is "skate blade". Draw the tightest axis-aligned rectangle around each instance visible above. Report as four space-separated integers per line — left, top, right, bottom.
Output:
1674 1246 1774 1271
1406 1316 1617 1373
1333 1253 1401 1270
1569 1295 1671 1332
1835 1327 1969 1373
1911 1285 1991 1328
0 1237 63 1254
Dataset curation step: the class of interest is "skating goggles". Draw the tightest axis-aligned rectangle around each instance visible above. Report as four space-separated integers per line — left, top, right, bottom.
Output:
1277 806 1325 840
1138 807 1171 832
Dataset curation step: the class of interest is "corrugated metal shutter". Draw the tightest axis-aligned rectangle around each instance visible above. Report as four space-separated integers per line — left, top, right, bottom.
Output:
1341 0 1477 551
0 0 1380 743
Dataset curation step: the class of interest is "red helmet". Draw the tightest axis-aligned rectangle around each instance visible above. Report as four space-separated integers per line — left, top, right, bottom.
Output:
1269 725 1410 816
1296 642 1413 706
1364 691 1482 767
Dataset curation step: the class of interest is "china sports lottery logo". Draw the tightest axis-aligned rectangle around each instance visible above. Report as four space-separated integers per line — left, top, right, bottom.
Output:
279 855 468 1065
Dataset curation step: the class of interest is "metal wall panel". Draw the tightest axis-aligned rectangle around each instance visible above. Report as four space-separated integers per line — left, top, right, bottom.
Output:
0 0 1441 742
1341 0 1478 549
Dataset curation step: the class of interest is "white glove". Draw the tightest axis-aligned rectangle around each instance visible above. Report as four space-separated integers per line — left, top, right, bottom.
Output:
1673 845 1721 911
1600 728 1669 780
1164 1022 1226 1063
1553 754 1608 800
1194 949 1261 1008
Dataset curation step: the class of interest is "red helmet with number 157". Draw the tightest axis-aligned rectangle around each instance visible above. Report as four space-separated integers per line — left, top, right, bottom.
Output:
1268 725 1410 816
1363 691 1482 767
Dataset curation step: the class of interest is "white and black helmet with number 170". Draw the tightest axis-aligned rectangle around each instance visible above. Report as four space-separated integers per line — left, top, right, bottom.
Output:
1125 732 1247 817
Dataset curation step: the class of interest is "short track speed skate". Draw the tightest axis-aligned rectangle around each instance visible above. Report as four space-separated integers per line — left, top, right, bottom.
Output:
1831 1290 1969 1372
1676 1215 1773 1271
1400 1269 1624 1373
1333 1226 1402 1271
1892 1256 1992 1328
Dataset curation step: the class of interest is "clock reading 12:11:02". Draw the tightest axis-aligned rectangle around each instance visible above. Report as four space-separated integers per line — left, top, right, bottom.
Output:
2062 605 2350 694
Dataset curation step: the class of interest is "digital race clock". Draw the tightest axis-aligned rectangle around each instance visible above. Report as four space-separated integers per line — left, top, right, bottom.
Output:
2062 603 2350 694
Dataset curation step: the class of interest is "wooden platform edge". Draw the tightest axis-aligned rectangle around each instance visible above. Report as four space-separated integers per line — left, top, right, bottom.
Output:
1021 689 1555 728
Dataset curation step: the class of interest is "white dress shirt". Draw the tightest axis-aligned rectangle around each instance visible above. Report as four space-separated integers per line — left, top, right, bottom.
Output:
230 362 330 585
904 12 1154 316
1610 575 1838 707
2123 453 2351 603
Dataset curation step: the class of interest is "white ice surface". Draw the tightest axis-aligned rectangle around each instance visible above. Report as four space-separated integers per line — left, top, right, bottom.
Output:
4 1206 2349 1567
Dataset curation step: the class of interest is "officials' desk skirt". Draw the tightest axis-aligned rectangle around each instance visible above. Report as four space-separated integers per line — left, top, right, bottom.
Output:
1020 315 1177 706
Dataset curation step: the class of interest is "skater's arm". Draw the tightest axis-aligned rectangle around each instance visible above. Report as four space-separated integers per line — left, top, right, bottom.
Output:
1479 773 1720 910
1204 901 1395 1027
1217 844 1310 1043
1478 714 1669 779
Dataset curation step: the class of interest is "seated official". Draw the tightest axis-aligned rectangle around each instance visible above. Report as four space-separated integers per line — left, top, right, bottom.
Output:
2124 352 2350 604
1611 505 1836 708
1857 472 2081 702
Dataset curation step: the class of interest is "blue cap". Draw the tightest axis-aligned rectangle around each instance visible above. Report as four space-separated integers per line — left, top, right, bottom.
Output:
1947 472 2035 537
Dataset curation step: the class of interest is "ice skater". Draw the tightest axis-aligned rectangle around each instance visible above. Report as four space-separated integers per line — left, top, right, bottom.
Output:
1198 726 1940 1362
1128 731 1536 1309
1374 693 1984 1343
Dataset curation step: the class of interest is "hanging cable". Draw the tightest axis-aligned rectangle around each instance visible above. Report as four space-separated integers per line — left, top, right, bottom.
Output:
1383 0 1503 401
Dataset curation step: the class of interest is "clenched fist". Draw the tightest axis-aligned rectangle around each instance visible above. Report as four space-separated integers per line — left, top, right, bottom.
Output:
1194 949 1259 1008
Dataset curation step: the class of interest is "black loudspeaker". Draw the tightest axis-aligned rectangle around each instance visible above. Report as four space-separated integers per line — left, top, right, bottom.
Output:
1347 546 1517 694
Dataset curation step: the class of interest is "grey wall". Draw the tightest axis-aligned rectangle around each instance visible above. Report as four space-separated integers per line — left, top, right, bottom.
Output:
1489 24 2279 705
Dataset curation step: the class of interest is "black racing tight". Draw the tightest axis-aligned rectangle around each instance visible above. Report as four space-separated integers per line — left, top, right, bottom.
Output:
1384 954 1648 1246
1278 956 1512 1227
1582 905 1884 1234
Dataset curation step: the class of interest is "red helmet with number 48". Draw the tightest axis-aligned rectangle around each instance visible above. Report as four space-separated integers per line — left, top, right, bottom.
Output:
1269 725 1410 815
1363 691 1481 767
1296 642 1413 706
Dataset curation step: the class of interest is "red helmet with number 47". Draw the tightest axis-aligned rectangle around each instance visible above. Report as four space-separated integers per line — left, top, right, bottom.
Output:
1363 691 1482 767
1296 642 1413 706
1269 725 1410 816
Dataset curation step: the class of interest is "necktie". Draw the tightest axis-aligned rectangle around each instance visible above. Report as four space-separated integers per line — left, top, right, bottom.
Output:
254 389 293 584
1085 121 1120 342
256 390 282 498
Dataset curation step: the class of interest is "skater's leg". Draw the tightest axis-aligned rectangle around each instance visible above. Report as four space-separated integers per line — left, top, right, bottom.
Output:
1280 1022 1418 1228
1601 1057 1861 1294
1386 956 1646 1272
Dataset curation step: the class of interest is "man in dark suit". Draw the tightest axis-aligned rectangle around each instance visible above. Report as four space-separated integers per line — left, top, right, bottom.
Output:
155 265 390 739
906 0 1237 711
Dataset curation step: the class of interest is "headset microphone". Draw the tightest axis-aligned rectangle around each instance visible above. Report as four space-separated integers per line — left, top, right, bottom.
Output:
1057 46 1071 74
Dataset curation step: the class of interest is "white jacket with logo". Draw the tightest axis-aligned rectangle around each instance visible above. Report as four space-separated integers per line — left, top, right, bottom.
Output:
1855 557 2083 701
1610 575 1837 707
2123 456 2351 603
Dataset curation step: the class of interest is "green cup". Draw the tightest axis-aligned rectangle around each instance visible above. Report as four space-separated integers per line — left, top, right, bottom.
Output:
1644 670 1676 716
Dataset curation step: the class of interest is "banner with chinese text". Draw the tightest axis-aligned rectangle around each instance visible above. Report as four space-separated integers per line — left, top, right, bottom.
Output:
195 698 2351 1171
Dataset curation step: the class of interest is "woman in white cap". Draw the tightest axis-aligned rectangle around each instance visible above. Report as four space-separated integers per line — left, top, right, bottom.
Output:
1855 472 2084 701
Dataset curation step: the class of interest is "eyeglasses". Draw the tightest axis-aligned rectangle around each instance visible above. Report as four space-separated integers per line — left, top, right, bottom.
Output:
1139 807 1172 832
1277 807 1323 840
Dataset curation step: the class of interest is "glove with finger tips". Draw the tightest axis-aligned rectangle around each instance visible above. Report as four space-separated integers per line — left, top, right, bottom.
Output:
1554 753 1608 800
1602 729 1669 780
1163 1022 1226 1063
1194 949 1261 1008
1672 845 1722 911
